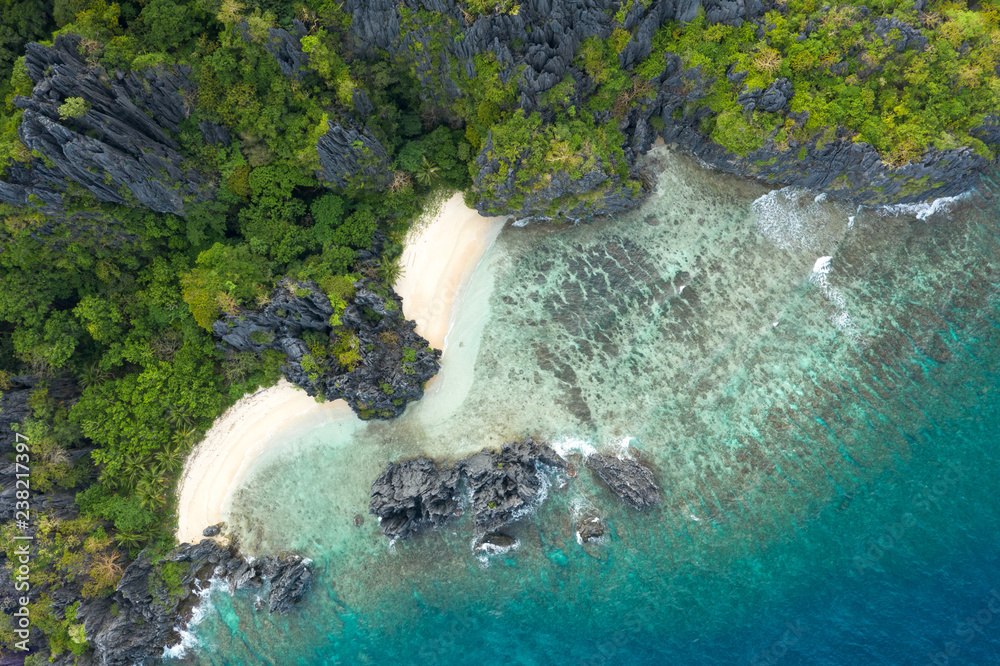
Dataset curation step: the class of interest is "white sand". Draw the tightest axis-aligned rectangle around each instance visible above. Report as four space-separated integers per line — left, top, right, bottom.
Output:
175 194 505 544
394 192 506 350
175 381 352 544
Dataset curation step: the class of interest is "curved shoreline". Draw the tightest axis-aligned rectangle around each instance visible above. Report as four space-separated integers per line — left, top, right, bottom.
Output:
174 193 505 544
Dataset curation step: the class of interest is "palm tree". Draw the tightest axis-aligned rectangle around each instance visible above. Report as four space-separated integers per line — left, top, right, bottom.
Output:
155 443 186 474
414 156 439 186
136 473 167 511
78 361 109 389
164 403 195 429
114 530 142 552
377 255 405 286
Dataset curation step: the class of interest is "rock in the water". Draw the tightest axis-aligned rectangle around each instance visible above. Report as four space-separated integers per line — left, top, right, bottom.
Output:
475 531 518 552
353 513 364 527
577 516 605 543
587 453 661 510
369 457 462 539
262 554 312 614
458 437 567 534
369 437 567 540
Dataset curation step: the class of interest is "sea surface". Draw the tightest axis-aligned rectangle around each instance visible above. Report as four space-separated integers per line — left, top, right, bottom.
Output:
170 147 1000 665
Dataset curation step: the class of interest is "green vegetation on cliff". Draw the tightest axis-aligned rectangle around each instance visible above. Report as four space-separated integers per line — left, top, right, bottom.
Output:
660 1 1000 162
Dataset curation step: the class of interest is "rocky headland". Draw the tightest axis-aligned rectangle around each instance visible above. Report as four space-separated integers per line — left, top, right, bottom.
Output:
339 0 999 215
213 272 441 420
78 538 310 666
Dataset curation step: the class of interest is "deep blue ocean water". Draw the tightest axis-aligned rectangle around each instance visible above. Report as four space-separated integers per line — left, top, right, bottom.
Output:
171 149 1000 665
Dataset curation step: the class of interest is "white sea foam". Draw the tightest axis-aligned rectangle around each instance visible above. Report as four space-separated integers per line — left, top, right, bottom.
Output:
877 191 970 221
810 256 862 343
474 536 521 569
162 578 226 659
606 435 636 460
750 187 838 253
550 435 597 458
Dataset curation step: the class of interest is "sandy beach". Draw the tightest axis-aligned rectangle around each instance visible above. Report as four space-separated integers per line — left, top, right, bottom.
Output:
175 193 505 544
394 192 506 350
174 381 352 544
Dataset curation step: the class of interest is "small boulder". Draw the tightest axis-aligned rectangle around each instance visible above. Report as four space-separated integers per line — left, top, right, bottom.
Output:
202 524 222 537
577 516 605 543
587 452 662 510
475 531 517 552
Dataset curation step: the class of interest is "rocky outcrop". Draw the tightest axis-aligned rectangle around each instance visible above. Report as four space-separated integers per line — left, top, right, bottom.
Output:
368 457 462 539
587 453 661 510
0 35 207 215
239 19 311 79
213 274 440 419
79 540 311 666
472 133 647 220
315 120 393 190
369 437 567 540
341 0 998 214
737 77 792 114
475 531 517 552
577 515 605 543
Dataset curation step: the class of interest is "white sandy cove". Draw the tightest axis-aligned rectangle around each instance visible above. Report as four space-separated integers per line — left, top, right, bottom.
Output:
174 192 505 544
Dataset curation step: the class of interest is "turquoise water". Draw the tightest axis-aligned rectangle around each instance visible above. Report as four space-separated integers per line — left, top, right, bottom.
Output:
173 148 1000 665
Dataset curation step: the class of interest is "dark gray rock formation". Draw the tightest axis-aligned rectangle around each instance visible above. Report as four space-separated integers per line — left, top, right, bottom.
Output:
370 437 567 540
577 516 605 543
738 77 792 114
457 438 567 534
0 35 207 215
587 453 661 510
213 274 440 419
369 457 462 539
202 524 222 537
340 0 998 213
475 531 517 552
315 120 393 190
79 540 311 666
238 19 310 79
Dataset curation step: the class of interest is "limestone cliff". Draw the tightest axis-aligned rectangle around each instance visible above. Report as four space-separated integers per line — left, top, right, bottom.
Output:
0 35 210 215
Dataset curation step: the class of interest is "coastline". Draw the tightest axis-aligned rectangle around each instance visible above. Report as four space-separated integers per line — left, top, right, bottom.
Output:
174 380 352 544
394 191 506 351
174 194 505 544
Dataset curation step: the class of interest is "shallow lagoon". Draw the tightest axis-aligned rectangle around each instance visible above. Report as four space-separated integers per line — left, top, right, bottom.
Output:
174 148 1000 665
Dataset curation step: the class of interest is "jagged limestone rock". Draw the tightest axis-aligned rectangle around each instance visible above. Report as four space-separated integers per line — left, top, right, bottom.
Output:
370 437 567 539
0 35 207 215
213 276 440 419
79 540 311 666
